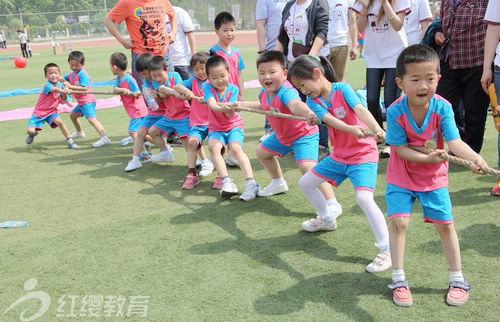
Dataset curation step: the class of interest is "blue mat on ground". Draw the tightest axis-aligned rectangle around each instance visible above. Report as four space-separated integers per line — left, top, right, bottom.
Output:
0 80 115 98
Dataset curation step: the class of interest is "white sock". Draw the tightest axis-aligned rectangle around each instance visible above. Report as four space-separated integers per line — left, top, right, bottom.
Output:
449 270 465 283
356 190 390 252
392 269 405 282
67 138 74 144
326 197 340 206
132 155 139 161
298 171 329 218
272 177 285 185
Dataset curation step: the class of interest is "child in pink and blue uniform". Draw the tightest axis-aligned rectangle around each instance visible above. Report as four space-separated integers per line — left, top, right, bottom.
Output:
203 55 260 201
60 51 110 148
25 63 79 149
385 45 487 307
288 55 391 274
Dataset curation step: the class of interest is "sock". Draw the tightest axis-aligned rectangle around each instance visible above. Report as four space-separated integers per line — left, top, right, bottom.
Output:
392 269 406 282
246 178 255 183
132 155 139 161
188 168 197 175
449 271 465 283
66 138 74 144
356 190 390 252
298 171 330 218
272 177 285 185
326 197 339 206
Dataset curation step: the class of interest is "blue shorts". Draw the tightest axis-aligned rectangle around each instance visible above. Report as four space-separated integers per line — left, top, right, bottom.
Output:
188 125 209 144
260 132 318 163
27 113 59 130
311 157 377 190
72 102 96 118
385 183 453 223
208 127 244 146
152 117 190 138
140 114 163 130
128 117 144 133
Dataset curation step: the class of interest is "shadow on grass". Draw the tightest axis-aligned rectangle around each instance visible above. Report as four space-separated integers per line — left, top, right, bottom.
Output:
253 272 442 320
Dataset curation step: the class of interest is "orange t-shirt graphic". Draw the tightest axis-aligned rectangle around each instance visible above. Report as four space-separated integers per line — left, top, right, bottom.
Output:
108 0 175 56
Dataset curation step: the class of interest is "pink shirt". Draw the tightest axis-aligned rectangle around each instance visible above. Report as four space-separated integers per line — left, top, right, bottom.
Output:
115 73 147 118
63 69 96 105
183 76 209 126
203 82 244 132
210 44 245 90
152 71 190 120
259 81 317 145
33 82 64 118
141 79 167 116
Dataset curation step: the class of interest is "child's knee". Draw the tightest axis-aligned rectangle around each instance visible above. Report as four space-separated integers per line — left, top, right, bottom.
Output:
391 218 409 233
188 138 199 150
434 222 455 235
148 128 160 136
298 172 313 192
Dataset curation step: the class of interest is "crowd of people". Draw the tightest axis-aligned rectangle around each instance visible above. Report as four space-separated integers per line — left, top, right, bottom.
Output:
22 0 498 308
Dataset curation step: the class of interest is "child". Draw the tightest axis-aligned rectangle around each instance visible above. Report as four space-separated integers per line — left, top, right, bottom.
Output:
174 51 216 189
25 63 79 149
288 55 391 274
26 39 32 58
385 45 487 307
124 53 173 172
203 55 260 200
60 51 110 147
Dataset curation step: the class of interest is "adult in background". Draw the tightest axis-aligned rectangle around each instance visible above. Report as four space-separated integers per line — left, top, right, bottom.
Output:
435 0 489 153
165 6 196 80
404 0 432 46
256 0 289 142
0 32 4 49
17 30 28 58
104 0 177 88
1 31 6 49
327 0 358 82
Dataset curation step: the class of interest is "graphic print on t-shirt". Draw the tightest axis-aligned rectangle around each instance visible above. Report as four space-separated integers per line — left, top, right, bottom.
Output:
135 6 167 54
368 14 389 33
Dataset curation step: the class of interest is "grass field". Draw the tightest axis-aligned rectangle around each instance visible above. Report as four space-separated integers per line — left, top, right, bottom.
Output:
0 44 499 321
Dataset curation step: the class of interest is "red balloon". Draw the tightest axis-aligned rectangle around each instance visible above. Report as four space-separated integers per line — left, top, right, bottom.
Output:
14 56 27 68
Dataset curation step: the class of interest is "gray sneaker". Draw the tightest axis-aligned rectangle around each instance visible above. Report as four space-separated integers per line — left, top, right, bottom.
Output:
25 131 38 144
67 141 80 149
239 180 260 201
302 215 337 232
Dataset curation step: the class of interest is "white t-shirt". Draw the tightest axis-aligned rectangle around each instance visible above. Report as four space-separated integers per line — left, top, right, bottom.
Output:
327 0 354 47
0 33 3 42
256 0 288 50
18 32 26 44
484 0 500 68
351 0 410 68
165 6 195 67
284 0 329 62
404 0 432 45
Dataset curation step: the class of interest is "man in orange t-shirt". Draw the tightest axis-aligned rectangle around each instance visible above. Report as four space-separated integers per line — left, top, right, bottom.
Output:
104 0 177 87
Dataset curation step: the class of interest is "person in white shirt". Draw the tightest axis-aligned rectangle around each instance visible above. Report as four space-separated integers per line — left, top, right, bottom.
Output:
404 0 432 46
327 0 358 81
0 32 4 49
17 30 28 58
165 6 196 80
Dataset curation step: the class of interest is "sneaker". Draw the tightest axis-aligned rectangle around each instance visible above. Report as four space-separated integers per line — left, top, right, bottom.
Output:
182 173 200 190
167 134 183 146
196 159 202 167
388 280 413 307
221 177 238 198
199 160 215 177
67 141 80 149
491 178 500 196
139 152 151 163
318 145 330 161
226 151 239 167
125 158 142 172
366 252 392 273
212 175 223 190
166 144 173 152
70 131 86 139
257 180 289 197
328 202 343 220
302 215 337 232
239 180 260 201
119 136 134 146
150 149 175 162
25 131 38 144
446 280 471 306
144 141 152 154
380 146 391 159
92 136 111 148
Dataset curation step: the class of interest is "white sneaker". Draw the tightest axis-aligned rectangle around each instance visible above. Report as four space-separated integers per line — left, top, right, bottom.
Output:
166 144 173 152
328 202 343 220
221 177 238 198
199 160 214 177
257 180 289 197
226 151 239 167
119 136 133 146
365 252 392 273
92 136 111 147
150 149 175 162
125 158 142 172
239 180 260 201
70 131 86 139
302 216 337 232
67 141 80 149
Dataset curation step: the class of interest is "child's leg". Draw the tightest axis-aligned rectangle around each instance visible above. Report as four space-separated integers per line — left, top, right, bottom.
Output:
187 137 200 169
228 142 253 179
356 189 390 252
209 139 227 177
256 145 282 179
389 217 409 271
434 223 462 272
130 132 138 141
197 146 208 161
27 126 37 136
133 127 148 157
87 117 107 137
70 112 82 131
53 117 71 139
298 161 337 204
298 171 329 218
148 127 168 151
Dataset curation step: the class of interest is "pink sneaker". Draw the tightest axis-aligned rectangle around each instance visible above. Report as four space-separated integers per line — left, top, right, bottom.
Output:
182 173 200 190
446 281 471 306
388 280 413 307
212 175 223 190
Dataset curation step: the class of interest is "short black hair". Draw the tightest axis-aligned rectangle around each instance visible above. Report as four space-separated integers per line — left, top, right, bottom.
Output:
68 50 85 63
205 54 228 76
147 55 168 71
135 53 153 73
396 44 440 78
44 63 59 75
256 50 286 70
214 11 235 30
110 52 128 71
190 51 210 67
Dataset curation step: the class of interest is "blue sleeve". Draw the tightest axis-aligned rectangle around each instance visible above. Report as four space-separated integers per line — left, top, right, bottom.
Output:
127 75 140 92
439 102 460 142
63 73 69 81
151 80 161 91
306 97 329 123
203 83 214 101
171 72 183 85
385 107 408 146
278 87 300 106
238 49 245 71
182 77 194 90
43 82 53 95
114 76 120 89
338 83 361 109
228 85 239 102
78 71 91 87
141 80 151 90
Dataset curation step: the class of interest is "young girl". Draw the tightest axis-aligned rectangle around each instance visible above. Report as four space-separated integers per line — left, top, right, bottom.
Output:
203 55 260 200
288 55 391 273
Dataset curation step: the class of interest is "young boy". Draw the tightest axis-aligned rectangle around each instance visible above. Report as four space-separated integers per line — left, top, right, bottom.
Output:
385 44 488 307
203 54 260 200
60 51 110 147
26 63 79 149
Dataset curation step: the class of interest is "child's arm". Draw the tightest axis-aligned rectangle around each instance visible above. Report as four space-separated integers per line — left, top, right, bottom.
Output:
157 85 184 99
113 87 133 96
238 70 244 101
321 113 368 138
207 97 233 113
393 145 446 164
353 104 385 143
288 98 319 124
59 80 91 92
233 101 262 110
173 84 202 102
447 139 488 174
